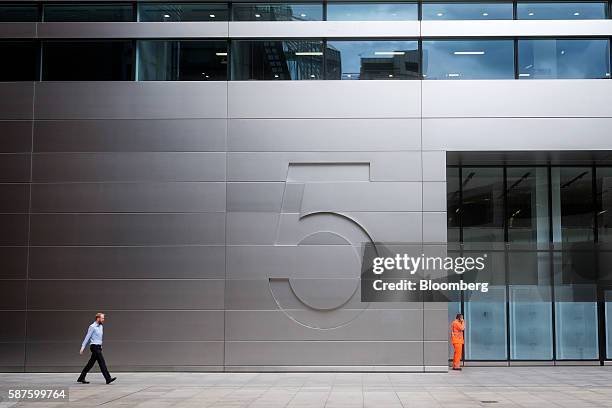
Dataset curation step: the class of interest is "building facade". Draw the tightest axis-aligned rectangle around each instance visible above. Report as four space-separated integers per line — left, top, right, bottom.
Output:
1 0 612 372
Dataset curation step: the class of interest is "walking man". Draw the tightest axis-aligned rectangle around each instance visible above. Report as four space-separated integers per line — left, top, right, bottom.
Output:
450 313 465 371
77 313 116 384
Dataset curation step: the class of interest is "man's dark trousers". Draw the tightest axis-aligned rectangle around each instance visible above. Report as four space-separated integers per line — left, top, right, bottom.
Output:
78 344 111 382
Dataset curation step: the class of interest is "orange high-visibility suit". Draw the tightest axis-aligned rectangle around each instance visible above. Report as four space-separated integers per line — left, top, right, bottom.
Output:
450 319 465 369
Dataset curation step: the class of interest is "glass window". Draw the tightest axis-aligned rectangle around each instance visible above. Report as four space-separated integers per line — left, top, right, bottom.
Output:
517 2 608 20
422 2 513 20
597 168 612 242
606 290 612 359
231 3 323 21
0 41 39 81
325 40 419 80
42 41 134 81
518 39 610 79
507 168 550 243
138 3 228 22
465 286 508 360
43 3 134 22
231 40 323 80
555 285 599 360
509 285 553 360
0 4 39 22
460 167 505 242
551 167 594 243
137 41 228 81
326 2 418 21
422 40 514 80
447 167 461 242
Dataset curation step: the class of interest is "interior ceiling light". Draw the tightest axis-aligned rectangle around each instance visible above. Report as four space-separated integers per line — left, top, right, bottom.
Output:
454 51 485 55
216 52 228 56
374 51 405 55
295 51 323 56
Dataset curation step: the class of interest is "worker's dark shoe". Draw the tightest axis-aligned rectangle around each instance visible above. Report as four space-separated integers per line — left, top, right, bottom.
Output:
452 368 462 371
106 377 117 385
77 379 89 384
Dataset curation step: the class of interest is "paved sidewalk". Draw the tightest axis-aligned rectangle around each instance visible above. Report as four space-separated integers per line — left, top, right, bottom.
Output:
1 367 612 407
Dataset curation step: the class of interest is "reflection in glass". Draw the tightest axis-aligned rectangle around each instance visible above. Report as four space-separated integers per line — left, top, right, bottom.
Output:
606 291 612 359
447 167 461 242
138 3 228 21
137 41 228 81
551 167 594 243
325 40 419 80
461 167 504 242
43 3 133 22
0 41 39 81
422 2 513 20
596 168 612 242
507 168 550 243
232 40 324 80
42 41 134 81
518 39 611 79
422 40 514 80
327 2 417 21
0 4 39 22
231 3 322 21
555 285 599 360
465 287 508 360
509 286 553 360
517 2 607 20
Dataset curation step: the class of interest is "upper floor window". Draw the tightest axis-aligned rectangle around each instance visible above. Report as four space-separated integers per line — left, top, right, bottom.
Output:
43 3 134 22
42 41 134 80
0 41 39 81
0 4 39 22
138 3 228 22
517 2 608 20
518 39 611 79
326 2 418 21
137 40 228 80
231 40 324 79
422 39 515 79
326 40 420 79
422 2 513 20
231 3 323 21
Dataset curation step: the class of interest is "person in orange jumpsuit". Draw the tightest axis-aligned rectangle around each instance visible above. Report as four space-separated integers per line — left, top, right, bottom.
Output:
450 313 465 371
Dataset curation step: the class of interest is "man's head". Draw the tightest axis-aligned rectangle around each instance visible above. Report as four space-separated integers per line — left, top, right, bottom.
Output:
95 313 105 324
456 313 463 321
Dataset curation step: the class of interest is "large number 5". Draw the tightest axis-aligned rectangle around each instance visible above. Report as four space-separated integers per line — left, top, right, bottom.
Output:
268 162 380 330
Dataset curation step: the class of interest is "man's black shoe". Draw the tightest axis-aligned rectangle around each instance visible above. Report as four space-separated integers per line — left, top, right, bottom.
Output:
106 377 117 385
77 379 90 384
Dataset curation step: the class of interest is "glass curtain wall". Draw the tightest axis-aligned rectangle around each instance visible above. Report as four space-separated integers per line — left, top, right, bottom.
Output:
448 165 608 362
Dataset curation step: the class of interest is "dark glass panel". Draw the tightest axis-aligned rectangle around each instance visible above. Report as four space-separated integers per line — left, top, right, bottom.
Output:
0 41 38 81
231 40 324 80
507 167 550 243
42 41 134 81
551 167 594 243
137 41 228 81
138 3 228 22
461 167 505 242
43 3 133 22
0 4 39 22
232 3 323 21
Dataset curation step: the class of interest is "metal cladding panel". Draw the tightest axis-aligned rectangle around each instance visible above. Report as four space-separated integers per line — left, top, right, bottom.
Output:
26 311 224 341
422 80 612 118
34 82 228 119
29 246 225 279
0 83 34 120
228 81 421 119
34 119 226 152
228 118 421 152
37 22 229 38
0 121 33 153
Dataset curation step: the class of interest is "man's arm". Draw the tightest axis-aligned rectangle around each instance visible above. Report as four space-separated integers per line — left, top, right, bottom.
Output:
80 326 94 354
